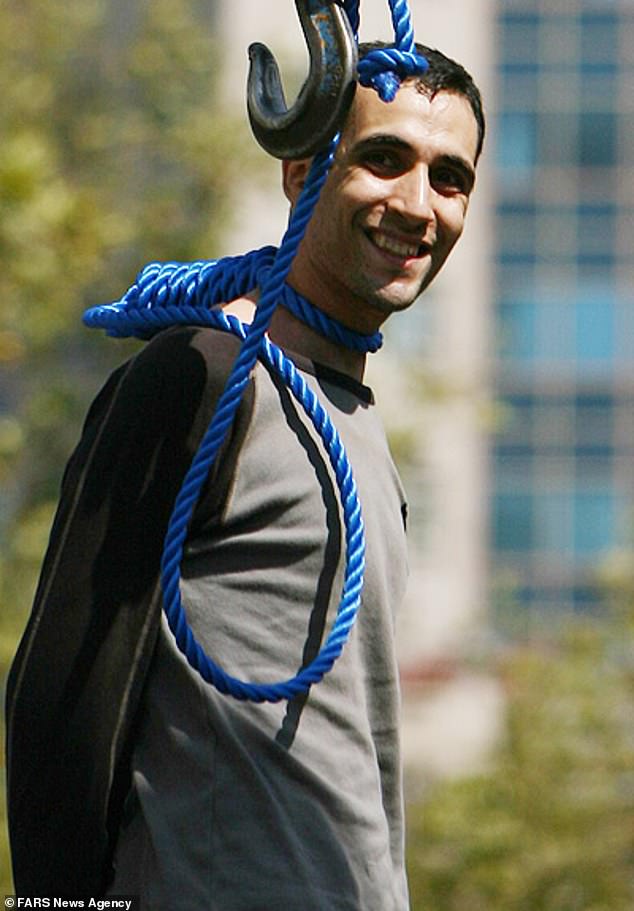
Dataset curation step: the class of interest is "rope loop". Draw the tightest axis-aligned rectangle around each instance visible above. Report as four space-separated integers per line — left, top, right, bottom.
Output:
163 322 366 703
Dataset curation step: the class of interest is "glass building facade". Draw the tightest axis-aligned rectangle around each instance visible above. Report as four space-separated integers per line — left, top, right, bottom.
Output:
491 0 634 614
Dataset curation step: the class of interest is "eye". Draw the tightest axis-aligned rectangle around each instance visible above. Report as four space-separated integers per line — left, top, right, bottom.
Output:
360 149 404 176
431 164 471 196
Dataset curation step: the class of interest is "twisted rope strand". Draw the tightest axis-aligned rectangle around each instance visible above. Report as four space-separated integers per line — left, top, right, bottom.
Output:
356 0 428 101
169 325 366 702
84 246 383 353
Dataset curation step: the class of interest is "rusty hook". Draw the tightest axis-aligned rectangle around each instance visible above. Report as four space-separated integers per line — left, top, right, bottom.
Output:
246 0 357 159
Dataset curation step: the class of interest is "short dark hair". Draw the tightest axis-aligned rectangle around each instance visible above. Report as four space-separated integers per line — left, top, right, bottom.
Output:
358 42 486 162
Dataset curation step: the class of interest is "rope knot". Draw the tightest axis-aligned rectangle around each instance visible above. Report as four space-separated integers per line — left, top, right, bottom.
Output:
357 48 429 102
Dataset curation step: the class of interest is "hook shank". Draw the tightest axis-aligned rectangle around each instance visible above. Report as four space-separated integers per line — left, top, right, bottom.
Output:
247 0 357 159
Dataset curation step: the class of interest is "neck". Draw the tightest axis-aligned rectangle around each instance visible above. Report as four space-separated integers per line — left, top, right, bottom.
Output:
222 294 367 382
269 307 367 382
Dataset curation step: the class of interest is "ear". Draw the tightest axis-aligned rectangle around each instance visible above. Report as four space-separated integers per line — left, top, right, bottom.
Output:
282 158 312 206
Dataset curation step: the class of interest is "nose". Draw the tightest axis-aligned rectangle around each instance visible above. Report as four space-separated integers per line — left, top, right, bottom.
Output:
389 165 435 226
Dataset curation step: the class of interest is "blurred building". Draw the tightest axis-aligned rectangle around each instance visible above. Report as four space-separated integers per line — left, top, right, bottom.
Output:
491 0 634 619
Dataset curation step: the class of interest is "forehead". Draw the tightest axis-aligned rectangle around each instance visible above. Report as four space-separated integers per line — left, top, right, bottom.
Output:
341 83 479 165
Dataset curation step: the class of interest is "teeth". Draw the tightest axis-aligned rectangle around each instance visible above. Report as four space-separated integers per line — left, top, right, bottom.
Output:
373 232 420 258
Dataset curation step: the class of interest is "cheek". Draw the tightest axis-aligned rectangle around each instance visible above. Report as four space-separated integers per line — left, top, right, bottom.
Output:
437 199 468 242
339 171 388 211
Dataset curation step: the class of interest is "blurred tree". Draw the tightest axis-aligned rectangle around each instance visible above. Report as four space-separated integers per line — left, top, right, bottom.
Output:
0 0 252 889
406 589 634 911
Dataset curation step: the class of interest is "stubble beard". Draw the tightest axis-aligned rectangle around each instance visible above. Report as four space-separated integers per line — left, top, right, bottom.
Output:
299 239 434 331
348 261 435 326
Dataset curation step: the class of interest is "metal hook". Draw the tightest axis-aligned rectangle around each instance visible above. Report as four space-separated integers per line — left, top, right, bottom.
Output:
246 0 358 160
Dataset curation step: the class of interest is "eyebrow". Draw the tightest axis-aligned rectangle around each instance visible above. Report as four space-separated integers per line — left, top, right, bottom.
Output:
349 134 476 190
349 134 413 156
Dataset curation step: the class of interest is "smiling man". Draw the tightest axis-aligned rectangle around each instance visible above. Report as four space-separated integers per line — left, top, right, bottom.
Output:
6 42 484 911
258 43 484 383
283 66 480 338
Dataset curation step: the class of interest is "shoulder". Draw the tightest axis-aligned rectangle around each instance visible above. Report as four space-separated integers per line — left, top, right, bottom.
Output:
131 325 243 394
92 326 246 433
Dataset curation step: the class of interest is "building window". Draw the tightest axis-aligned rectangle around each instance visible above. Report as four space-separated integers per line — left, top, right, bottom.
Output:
496 111 537 177
493 491 534 552
579 12 618 64
573 490 615 558
574 394 614 457
578 111 617 167
577 204 616 260
498 61 539 108
575 289 615 364
498 12 539 63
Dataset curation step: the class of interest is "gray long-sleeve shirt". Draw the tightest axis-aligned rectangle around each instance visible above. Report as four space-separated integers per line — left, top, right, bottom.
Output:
108 327 410 910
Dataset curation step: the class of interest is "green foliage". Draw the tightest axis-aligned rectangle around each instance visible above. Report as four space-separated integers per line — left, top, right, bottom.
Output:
0 0 252 889
1 2 229 351
0 0 249 606
406 605 634 911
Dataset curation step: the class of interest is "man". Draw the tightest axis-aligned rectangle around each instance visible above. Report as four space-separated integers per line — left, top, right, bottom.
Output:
6 42 484 909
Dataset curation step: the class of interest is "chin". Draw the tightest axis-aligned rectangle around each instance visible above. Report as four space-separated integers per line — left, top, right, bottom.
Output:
365 292 419 322
372 279 430 314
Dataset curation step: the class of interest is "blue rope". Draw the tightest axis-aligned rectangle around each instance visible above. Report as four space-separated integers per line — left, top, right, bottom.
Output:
84 246 383 354
85 0 428 703
356 0 429 101
165 317 365 702
160 146 352 702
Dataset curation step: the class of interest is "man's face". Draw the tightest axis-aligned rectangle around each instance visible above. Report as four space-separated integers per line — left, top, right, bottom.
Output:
285 82 479 333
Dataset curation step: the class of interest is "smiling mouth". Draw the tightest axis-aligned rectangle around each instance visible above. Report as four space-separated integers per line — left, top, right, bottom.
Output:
370 230 428 259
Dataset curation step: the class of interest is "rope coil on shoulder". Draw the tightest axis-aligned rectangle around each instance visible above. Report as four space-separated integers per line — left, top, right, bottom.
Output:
85 0 428 702
85 247 383 353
